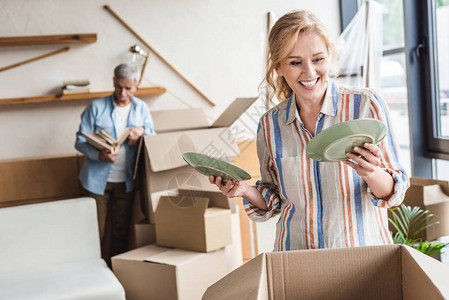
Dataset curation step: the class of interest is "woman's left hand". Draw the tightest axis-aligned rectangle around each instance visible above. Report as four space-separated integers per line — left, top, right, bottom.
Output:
343 143 382 178
343 142 394 200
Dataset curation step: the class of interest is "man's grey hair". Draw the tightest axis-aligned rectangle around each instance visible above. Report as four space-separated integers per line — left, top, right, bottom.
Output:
114 63 139 82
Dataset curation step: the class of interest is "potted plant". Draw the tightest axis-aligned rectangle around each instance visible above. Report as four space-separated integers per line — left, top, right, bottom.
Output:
389 204 449 256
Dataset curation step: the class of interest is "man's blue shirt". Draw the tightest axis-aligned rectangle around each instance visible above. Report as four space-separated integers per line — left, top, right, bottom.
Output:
75 94 155 195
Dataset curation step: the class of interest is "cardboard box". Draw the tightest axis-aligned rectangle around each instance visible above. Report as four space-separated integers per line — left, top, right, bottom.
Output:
148 97 257 171
154 189 232 252
140 97 257 222
134 220 156 248
112 213 243 300
401 177 449 241
203 244 449 300
140 167 220 223
142 180 238 221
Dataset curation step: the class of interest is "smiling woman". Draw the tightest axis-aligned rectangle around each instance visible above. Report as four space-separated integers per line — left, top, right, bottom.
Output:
265 11 339 103
209 10 409 251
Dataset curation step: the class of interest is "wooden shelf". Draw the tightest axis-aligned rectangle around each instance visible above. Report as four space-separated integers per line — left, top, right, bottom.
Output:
0 87 166 106
0 33 97 46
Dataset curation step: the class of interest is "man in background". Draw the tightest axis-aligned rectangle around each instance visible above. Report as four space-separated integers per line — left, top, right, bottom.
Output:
75 63 155 266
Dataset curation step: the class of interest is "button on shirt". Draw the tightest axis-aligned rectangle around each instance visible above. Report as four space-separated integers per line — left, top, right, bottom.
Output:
75 95 155 195
244 79 409 251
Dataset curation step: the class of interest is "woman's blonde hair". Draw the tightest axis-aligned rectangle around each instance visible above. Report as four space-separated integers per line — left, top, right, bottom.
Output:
264 10 339 102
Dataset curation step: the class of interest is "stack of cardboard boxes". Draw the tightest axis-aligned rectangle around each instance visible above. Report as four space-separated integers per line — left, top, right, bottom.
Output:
111 98 258 299
112 187 242 300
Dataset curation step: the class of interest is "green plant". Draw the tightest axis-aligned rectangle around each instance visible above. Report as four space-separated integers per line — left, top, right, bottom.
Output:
388 204 449 256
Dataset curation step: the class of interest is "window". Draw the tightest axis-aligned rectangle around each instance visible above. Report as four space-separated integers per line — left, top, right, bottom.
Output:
375 0 411 176
341 0 412 176
428 0 449 179
341 0 449 178
430 1 449 141
402 0 449 179
435 3 449 138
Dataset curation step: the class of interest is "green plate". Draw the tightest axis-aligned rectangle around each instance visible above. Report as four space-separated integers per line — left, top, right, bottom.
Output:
182 152 251 183
306 119 387 162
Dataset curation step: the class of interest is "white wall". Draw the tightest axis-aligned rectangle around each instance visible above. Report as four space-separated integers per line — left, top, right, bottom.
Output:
0 0 340 160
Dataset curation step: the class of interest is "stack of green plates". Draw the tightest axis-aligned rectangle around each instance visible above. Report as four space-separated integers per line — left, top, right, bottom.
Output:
182 152 251 183
306 119 387 162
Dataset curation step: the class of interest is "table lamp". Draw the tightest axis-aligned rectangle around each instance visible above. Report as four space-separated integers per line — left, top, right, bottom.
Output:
129 44 149 86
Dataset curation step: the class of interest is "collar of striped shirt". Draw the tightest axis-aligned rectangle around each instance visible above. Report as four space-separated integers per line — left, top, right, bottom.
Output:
285 79 340 125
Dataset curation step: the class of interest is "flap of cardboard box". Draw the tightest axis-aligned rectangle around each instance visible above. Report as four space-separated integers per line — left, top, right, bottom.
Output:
411 177 449 195
112 244 170 262
211 97 258 128
144 247 207 266
177 185 237 214
203 245 449 299
156 195 210 216
177 188 230 210
151 97 257 134
203 252 268 299
114 244 216 266
152 108 209 133
422 184 449 206
401 245 449 299
144 127 240 172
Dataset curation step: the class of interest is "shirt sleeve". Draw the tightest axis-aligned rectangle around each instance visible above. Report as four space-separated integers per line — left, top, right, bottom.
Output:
367 91 410 208
74 102 101 161
243 116 283 222
142 104 156 136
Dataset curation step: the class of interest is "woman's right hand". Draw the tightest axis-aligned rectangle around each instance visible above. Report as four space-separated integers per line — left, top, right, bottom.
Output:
209 176 268 210
209 175 248 198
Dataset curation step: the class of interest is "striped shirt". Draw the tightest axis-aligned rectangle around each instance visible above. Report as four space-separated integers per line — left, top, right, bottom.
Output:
244 79 409 251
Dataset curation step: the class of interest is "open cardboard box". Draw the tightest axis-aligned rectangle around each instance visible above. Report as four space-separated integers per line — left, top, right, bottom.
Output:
400 177 449 241
203 244 449 299
154 188 232 252
140 97 257 223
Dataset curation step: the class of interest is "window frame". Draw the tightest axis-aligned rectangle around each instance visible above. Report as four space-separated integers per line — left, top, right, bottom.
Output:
419 0 449 160
340 0 434 178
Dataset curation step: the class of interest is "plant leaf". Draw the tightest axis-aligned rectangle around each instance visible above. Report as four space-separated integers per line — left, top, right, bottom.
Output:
394 206 409 237
389 204 449 257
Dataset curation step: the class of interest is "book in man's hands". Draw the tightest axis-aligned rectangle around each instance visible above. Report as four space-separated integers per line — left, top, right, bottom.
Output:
82 128 131 152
